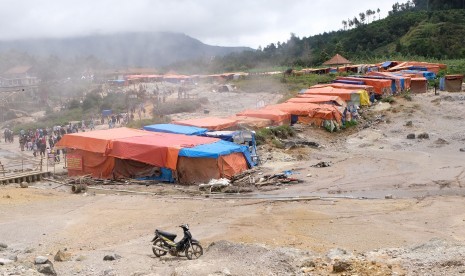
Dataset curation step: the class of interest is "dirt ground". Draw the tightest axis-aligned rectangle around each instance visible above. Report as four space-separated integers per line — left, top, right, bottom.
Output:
1 89 465 275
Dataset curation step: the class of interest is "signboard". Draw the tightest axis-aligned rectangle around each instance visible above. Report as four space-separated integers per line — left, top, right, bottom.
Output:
66 154 83 171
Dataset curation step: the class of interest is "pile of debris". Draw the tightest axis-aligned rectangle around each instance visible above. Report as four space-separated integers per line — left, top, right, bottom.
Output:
198 168 303 194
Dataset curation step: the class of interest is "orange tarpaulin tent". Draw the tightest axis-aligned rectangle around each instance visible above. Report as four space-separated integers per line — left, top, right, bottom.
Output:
228 116 274 128
312 83 375 94
109 133 219 170
287 95 346 107
336 76 392 95
304 87 356 101
236 109 291 125
55 127 155 154
265 102 342 125
388 61 446 74
173 117 237 130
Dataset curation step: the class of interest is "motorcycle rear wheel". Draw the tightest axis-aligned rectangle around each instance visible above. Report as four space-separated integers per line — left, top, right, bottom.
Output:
185 244 203 260
152 239 167 257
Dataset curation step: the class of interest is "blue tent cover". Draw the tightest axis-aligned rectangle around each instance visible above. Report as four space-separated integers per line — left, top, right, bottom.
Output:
179 140 253 167
381 61 393 68
143 123 208 136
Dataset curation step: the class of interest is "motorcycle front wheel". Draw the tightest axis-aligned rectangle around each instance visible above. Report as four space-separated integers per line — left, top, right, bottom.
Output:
185 243 203 260
152 239 167 257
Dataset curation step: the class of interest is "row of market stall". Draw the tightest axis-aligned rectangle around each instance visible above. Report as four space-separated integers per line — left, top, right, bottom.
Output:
57 60 461 184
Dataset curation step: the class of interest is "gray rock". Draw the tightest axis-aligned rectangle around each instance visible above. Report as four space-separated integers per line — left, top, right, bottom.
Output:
6 254 18 261
405 121 413 127
34 256 48 264
54 249 71 262
460 148 465 152
418 132 429 139
0 258 13 265
103 253 121 261
37 263 57 276
333 260 351 272
0 242 7 249
407 133 415 139
385 194 393 199
20 181 29 188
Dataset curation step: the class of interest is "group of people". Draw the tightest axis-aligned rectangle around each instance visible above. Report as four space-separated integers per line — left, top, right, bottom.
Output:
18 128 64 161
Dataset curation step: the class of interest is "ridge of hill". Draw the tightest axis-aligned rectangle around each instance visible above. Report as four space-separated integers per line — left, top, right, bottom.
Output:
0 32 251 68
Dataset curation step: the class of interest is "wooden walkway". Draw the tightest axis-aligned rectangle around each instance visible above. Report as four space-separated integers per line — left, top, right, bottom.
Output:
0 171 52 185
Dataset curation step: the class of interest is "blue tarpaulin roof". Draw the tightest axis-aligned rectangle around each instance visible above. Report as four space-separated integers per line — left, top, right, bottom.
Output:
143 124 208 136
381 61 393 68
179 140 253 167
333 80 366 85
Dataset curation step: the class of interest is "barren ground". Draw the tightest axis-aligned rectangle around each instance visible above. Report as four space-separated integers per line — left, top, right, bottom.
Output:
1 88 465 275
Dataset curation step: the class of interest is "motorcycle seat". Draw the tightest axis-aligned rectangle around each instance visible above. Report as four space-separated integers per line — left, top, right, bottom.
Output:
156 229 177 241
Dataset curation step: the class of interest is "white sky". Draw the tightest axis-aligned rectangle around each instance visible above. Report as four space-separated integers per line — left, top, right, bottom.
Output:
0 0 399 48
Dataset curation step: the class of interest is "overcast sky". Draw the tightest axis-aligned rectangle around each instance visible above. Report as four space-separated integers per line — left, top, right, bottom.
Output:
0 0 400 48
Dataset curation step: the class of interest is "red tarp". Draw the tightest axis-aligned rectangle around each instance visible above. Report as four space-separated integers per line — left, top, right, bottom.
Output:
173 117 237 130
265 102 342 124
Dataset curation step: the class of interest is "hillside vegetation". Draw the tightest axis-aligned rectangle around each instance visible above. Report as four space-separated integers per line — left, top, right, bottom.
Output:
200 1 465 72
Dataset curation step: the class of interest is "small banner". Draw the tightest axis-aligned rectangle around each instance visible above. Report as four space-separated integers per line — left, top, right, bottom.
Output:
66 154 83 171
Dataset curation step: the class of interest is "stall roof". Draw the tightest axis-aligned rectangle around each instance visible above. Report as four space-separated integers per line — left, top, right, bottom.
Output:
109 132 219 170
236 109 291 124
55 127 154 153
179 140 253 167
173 117 237 131
143 123 208 136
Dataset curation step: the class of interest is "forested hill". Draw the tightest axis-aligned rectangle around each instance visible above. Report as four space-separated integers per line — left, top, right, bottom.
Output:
0 32 250 68
206 5 465 72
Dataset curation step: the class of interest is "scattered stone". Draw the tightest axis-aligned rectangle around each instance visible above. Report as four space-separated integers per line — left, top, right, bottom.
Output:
407 133 415 139
0 242 7 249
333 260 351 273
405 121 413 127
103 253 121 261
460 148 465 152
75 255 86 261
417 132 429 139
34 256 48 264
434 138 449 145
0 258 13 265
300 259 316 268
385 194 393 199
6 254 18 261
103 254 115 261
37 263 57 276
311 161 332 168
306 173 312 177
54 249 71 262
20 181 29 188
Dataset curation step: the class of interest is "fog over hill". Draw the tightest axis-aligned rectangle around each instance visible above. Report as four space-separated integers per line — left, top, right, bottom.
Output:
0 32 252 67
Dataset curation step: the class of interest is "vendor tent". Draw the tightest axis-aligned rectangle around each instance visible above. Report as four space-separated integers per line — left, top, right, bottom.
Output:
173 117 237 130
336 76 392 95
410 77 428 94
228 116 273 129
177 140 252 184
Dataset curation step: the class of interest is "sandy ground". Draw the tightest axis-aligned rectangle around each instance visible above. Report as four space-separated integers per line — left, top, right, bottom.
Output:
1 89 465 275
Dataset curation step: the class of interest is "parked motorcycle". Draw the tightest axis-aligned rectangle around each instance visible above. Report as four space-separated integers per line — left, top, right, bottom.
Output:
151 224 203 260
